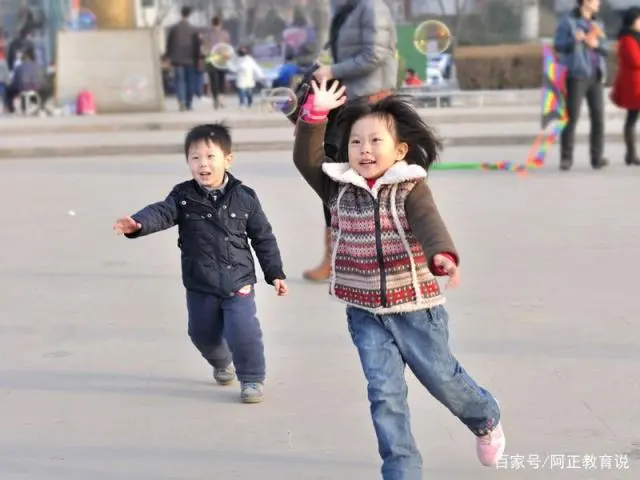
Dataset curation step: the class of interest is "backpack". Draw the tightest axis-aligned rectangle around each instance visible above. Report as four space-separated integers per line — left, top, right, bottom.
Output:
75 89 96 115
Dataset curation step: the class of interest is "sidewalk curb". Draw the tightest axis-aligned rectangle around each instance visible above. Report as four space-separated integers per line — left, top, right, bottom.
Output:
0 133 624 160
0 112 628 135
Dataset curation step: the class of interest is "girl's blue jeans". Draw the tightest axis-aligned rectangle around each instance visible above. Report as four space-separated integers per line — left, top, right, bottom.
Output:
346 305 500 480
237 88 253 107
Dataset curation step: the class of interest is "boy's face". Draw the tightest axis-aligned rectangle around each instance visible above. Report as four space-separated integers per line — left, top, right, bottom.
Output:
187 139 233 188
348 115 408 179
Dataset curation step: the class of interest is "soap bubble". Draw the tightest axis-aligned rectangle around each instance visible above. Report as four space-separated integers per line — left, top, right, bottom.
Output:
208 43 236 70
121 75 151 104
264 87 298 116
413 20 452 56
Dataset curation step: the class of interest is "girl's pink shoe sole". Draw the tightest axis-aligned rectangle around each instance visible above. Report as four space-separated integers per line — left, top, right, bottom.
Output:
476 423 506 466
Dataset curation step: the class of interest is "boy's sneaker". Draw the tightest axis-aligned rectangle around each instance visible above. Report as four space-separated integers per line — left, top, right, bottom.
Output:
477 422 506 466
240 382 264 404
213 366 235 386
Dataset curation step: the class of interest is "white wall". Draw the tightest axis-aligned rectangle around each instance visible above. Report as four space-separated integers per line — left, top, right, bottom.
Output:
56 29 165 113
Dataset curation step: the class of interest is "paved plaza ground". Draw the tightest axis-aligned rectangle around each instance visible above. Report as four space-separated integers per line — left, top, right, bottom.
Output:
0 145 639 479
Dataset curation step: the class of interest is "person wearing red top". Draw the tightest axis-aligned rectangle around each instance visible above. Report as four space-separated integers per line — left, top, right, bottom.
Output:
611 7 640 165
0 27 6 60
404 68 422 86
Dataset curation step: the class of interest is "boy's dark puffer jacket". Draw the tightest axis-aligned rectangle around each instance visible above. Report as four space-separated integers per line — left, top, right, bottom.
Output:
126 173 285 297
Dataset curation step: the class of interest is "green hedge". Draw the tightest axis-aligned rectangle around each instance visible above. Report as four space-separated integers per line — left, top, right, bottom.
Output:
454 44 619 90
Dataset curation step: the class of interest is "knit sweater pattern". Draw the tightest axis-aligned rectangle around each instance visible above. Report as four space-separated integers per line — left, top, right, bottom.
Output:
323 162 445 314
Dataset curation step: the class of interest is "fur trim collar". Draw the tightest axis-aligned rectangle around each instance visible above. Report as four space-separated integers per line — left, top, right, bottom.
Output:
322 161 426 198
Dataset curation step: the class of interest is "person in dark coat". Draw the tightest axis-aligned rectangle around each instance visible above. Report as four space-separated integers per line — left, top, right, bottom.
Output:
611 7 640 165
553 0 610 171
3 46 49 114
165 6 201 111
113 123 288 404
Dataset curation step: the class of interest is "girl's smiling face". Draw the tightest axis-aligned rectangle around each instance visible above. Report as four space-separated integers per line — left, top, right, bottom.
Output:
347 114 408 179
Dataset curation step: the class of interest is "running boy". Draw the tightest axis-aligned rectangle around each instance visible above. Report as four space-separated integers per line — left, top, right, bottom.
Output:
113 123 287 404
292 80 505 477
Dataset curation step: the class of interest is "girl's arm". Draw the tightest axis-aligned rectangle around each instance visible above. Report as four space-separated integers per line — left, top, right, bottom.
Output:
405 181 459 275
292 97 338 204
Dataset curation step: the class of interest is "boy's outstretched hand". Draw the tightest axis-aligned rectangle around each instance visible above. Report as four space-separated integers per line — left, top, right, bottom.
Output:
273 279 288 296
113 216 142 235
433 254 460 289
311 78 346 112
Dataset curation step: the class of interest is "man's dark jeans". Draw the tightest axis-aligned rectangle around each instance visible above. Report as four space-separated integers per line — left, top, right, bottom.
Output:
346 305 500 480
174 65 197 110
560 75 605 166
186 288 265 383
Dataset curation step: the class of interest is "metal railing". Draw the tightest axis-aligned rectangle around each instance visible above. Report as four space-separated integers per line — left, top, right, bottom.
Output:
396 86 541 107
258 86 543 110
260 85 611 109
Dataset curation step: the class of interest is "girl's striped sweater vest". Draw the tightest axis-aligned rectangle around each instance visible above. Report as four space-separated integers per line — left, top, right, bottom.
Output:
323 162 445 315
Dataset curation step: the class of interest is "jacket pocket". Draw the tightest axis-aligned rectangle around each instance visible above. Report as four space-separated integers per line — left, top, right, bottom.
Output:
183 211 209 232
226 208 249 233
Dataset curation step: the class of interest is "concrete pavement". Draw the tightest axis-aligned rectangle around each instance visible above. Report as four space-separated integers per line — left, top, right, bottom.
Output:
0 146 638 479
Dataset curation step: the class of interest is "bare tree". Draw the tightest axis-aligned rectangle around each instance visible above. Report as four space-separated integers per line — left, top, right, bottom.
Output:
435 0 472 38
235 0 250 39
139 0 174 27
309 0 330 51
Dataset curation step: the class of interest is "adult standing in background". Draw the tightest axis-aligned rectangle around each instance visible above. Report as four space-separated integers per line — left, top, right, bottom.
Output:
302 0 397 282
6 28 34 71
165 6 201 111
553 0 609 171
610 7 640 166
205 16 231 110
0 27 6 62
0 27 7 104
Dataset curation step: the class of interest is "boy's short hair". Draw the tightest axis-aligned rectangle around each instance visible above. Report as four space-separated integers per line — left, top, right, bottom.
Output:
184 123 232 156
181 6 192 18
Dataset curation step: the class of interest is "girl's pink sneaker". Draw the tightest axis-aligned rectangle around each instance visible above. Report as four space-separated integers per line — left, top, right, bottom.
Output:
476 423 506 466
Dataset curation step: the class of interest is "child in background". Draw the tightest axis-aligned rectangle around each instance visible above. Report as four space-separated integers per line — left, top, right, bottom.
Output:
292 80 505 478
404 67 422 86
231 47 264 109
113 123 287 404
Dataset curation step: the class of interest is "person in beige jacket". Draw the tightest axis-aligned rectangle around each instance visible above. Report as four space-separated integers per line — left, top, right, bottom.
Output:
302 0 398 281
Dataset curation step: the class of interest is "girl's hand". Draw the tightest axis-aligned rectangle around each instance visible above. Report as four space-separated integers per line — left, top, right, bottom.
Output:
113 216 141 235
310 78 346 112
433 254 460 289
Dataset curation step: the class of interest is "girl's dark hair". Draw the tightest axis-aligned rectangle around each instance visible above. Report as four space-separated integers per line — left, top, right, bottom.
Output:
334 95 442 171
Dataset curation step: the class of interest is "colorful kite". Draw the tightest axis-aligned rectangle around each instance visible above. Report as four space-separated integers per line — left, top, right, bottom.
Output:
523 44 568 170
432 44 568 173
